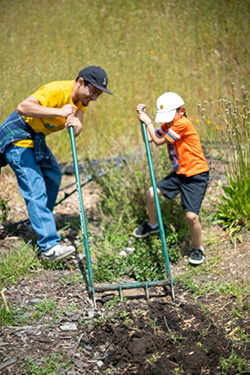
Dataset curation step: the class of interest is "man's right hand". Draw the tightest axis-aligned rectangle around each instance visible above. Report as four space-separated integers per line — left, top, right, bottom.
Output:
60 104 77 118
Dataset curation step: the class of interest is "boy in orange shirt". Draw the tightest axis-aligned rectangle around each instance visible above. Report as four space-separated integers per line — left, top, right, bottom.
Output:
133 92 209 265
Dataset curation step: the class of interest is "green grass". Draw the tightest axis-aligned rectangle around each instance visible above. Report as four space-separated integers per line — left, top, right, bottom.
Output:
0 242 40 290
19 353 71 375
220 352 250 375
33 298 57 317
0 304 17 326
0 0 249 160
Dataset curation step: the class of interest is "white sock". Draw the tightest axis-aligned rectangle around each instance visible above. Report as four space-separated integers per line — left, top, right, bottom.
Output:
148 222 159 229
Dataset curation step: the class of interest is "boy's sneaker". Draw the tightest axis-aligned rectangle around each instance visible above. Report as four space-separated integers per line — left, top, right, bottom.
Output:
133 222 159 238
189 247 205 265
41 244 76 262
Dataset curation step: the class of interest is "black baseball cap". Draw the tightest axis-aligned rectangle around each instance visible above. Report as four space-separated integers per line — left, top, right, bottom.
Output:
77 66 113 95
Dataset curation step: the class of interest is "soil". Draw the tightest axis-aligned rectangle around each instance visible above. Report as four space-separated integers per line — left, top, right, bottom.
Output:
0 157 250 375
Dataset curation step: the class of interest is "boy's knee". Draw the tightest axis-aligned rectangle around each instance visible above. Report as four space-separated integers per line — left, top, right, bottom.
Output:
146 187 163 204
146 187 154 203
186 211 199 224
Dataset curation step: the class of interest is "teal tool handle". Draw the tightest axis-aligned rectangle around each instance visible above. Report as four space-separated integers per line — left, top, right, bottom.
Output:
140 121 173 278
69 126 94 294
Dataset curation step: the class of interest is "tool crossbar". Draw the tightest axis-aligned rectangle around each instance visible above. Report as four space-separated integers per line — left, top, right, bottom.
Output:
95 279 172 292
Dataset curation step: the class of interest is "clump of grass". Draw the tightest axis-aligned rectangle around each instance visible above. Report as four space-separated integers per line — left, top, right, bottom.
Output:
0 242 40 289
0 304 34 326
20 353 71 375
198 84 250 234
0 304 16 326
34 298 57 318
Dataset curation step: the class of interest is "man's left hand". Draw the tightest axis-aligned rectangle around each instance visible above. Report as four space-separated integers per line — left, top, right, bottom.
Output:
65 114 83 136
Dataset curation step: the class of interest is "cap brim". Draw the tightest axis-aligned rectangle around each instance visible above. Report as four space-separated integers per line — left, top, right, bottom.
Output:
155 109 176 123
91 83 113 95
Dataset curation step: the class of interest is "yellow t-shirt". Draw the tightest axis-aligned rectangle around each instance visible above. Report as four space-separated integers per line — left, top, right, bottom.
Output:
13 80 86 148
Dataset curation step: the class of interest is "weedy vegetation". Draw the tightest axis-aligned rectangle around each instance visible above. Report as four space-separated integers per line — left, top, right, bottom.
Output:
0 242 40 289
90 151 189 282
198 85 250 235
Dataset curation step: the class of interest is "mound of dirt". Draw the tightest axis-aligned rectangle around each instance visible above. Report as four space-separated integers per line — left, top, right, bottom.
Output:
83 297 233 375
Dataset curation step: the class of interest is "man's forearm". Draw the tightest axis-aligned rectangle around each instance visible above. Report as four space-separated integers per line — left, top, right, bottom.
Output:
17 96 76 118
17 102 63 118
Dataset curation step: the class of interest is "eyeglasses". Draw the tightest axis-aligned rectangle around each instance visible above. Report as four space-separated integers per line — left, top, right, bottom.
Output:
87 84 102 99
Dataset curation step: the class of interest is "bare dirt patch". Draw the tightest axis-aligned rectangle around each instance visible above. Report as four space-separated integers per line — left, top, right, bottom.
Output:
0 268 249 375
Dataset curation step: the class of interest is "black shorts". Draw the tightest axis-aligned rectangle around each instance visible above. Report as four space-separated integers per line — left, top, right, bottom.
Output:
156 171 209 215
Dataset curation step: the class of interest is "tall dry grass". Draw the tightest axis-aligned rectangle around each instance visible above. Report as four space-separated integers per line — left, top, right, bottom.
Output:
0 0 249 160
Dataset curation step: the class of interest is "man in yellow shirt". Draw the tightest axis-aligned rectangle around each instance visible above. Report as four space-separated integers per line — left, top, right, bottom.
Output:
0 66 112 261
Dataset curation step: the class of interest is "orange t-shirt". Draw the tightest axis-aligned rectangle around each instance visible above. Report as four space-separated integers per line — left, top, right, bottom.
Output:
156 116 209 177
